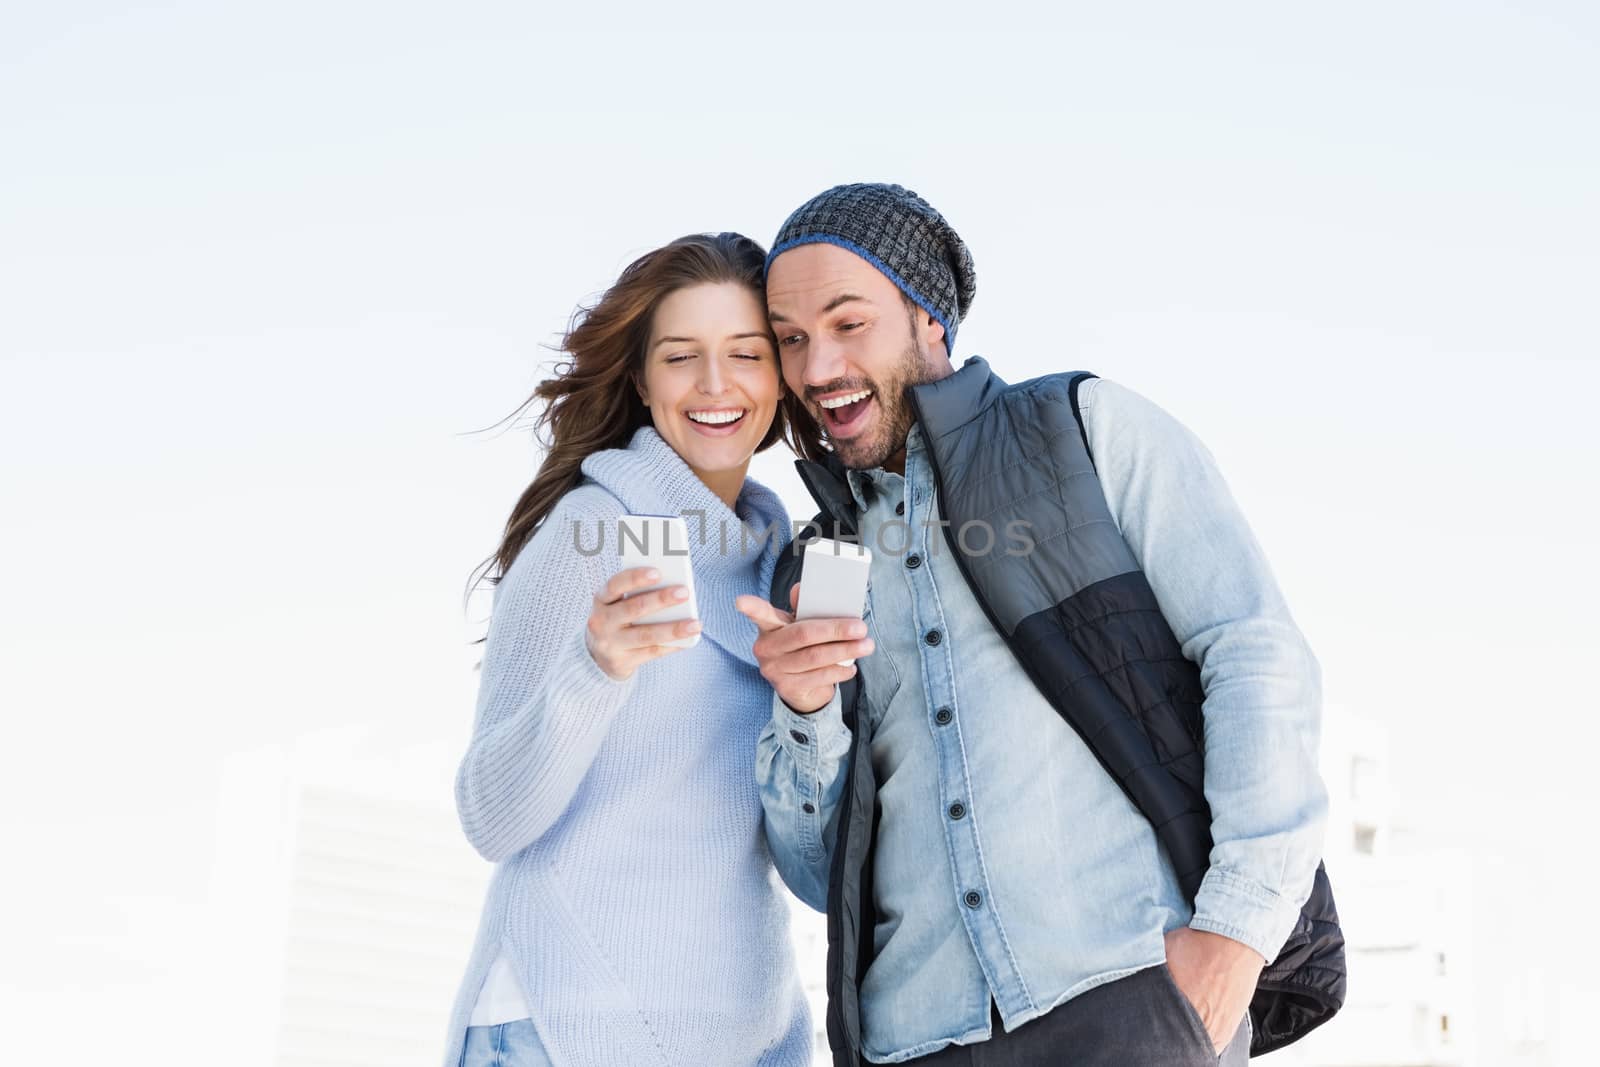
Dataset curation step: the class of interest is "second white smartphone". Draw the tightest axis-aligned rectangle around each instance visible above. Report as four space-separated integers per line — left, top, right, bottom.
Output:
794 537 873 666
616 514 700 649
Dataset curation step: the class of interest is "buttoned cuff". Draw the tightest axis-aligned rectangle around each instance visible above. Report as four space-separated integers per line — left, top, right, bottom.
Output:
772 687 850 766
1190 865 1305 965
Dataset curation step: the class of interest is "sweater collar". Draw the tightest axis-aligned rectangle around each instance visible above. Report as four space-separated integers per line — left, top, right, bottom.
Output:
580 424 789 668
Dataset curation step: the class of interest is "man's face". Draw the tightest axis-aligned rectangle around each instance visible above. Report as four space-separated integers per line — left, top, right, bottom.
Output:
765 243 951 471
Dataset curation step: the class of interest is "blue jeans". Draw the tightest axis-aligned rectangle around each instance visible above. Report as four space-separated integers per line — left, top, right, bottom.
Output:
458 1020 553 1067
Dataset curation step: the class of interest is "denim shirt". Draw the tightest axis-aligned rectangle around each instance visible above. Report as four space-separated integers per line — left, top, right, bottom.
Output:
756 378 1327 1063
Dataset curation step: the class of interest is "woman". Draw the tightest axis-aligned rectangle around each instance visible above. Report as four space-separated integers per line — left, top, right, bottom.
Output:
442 233 822 1067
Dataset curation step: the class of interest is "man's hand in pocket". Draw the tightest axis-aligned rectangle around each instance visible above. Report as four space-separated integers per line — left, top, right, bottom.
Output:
1164 927 1265 1053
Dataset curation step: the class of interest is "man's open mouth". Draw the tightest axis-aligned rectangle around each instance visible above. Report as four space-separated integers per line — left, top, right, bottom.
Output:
818 389 874 435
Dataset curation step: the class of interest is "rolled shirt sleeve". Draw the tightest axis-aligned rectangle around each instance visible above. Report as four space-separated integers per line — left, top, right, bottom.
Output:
1080 377 1329 963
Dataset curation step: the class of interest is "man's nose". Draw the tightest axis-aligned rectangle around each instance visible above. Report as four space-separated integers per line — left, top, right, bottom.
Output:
802 339 847 389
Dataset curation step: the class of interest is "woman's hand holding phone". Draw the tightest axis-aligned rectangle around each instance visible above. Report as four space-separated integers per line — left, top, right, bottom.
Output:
585 566 702 681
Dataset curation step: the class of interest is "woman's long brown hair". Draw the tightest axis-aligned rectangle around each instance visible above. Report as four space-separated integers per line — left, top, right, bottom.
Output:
470 232 825 601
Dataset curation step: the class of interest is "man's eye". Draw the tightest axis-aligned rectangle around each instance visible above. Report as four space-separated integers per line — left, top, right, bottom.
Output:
778 334 805 347
838 322 863 332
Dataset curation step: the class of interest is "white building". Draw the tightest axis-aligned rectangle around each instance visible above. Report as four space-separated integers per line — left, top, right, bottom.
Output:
1267 710 1476 1067
205 726 833 1067
206 729 490 1067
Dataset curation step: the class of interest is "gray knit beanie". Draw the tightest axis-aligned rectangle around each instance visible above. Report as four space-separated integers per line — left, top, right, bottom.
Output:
765 183 976 345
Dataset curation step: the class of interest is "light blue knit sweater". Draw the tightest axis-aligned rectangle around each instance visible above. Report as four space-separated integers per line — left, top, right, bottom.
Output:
443 425 812 1067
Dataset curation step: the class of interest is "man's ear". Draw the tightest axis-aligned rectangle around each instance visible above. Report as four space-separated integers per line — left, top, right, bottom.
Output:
921 311 948 357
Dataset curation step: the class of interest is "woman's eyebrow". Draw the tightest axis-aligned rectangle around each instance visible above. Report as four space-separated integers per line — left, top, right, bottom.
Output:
652 331 770 348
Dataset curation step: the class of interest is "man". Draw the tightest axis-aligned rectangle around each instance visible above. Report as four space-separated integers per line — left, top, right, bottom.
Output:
735 183 1344 1066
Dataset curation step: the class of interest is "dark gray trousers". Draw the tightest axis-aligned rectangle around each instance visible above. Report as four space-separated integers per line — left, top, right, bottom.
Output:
899 964 1251 1066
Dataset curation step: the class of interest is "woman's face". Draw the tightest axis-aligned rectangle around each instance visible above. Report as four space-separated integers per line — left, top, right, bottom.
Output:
638 281 781 484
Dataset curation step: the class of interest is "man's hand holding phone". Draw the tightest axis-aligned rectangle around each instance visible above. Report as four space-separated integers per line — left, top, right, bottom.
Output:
736 583 876 714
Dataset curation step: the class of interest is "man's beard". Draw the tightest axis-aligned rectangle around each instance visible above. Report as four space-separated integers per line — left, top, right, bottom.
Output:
824 330 937 471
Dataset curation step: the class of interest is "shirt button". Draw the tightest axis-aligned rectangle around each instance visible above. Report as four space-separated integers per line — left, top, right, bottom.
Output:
790 730 809 745
949 802 966 820
905 554 922 569
935 707 953 725
924 629 942 646
802 802 816 814
964 890 983 909
895 501 905 516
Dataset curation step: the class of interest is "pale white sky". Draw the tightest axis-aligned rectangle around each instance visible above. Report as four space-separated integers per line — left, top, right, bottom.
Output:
2 2 1596 1062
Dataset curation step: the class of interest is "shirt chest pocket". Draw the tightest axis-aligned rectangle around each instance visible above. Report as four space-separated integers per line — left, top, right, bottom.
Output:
857 594 902 727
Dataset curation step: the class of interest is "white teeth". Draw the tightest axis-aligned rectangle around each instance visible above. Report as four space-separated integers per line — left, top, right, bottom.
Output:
687 409 745 425
819 390 873 410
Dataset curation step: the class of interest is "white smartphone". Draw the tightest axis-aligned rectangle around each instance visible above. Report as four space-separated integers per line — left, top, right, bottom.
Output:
616 514 700 649
794 537 873 666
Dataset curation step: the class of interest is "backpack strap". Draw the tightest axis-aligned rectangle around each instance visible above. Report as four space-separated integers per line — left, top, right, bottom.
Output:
1067 371 1099 470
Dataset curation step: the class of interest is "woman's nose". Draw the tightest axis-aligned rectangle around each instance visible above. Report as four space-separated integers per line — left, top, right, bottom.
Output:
698 360 728 395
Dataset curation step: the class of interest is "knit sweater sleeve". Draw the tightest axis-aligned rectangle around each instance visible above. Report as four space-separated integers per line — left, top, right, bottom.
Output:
454 489 637 862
